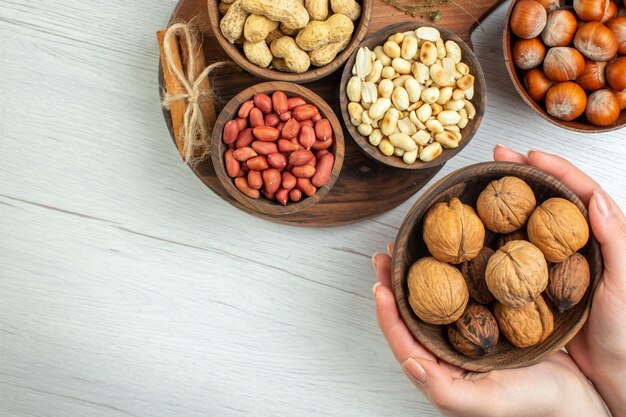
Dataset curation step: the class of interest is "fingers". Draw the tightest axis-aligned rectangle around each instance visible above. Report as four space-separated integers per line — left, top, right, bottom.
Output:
373 252 392 289
493 144 528 164
588 189 626 280
374 284 436 363
526 150 600 205
402 358 495 417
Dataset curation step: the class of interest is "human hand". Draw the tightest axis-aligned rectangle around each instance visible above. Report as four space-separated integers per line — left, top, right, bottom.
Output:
495 146 626 416
373 245 608 417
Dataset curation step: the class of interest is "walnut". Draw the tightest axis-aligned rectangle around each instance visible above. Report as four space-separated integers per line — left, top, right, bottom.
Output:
497 230 528 249
423 197 485 264
485 240 548 308
460 247 496 304
448 304 499 359
527 197 590 263
494 295 554 348
477 176 537 234
407 257 469 325
546 253 591 313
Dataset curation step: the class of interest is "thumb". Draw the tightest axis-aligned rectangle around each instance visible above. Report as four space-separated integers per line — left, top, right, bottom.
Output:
589 189 626 280
402 358 494 416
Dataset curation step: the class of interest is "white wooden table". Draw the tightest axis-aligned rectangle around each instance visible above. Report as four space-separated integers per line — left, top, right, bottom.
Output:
1 1 625 416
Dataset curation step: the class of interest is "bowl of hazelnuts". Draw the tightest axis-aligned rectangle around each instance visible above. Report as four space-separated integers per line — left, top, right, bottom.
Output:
503 0 626 132
391 161 603 372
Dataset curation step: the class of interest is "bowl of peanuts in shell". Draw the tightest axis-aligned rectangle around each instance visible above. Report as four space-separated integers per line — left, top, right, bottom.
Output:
208 0 373 83
340 22 486 169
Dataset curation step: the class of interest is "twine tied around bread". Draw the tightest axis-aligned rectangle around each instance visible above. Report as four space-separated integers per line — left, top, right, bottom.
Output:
160 23 230 165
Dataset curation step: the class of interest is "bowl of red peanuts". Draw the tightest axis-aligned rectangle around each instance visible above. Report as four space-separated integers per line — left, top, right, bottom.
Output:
211 81 345 215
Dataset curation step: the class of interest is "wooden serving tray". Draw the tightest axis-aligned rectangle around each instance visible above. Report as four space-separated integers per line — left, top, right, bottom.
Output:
161 0 505 226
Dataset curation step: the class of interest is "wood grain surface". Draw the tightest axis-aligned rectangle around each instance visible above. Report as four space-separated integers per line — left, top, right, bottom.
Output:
392 162 603 372
1 1 626 417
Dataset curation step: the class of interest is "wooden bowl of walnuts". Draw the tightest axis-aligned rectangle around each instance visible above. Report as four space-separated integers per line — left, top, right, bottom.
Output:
391 162 603 372
207 0 373 83
503 0 626 132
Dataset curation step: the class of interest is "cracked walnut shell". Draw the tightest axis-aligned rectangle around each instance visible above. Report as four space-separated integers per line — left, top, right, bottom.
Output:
494 295 554 348
546 253 590 313
407 257 469 325
423 197 485 264
477 176 536 234
448 304 499 359
485 240 548 308
527 197 589 263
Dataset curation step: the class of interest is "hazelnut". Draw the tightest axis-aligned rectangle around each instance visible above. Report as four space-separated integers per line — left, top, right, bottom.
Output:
546 252 591 312
485 240 549 308
497 229 528 249
494 295 554 348
477 176 537 234
460 247 496 304
423 197 485 264
407 257 469 325
527 197 590 262
448 304 499 359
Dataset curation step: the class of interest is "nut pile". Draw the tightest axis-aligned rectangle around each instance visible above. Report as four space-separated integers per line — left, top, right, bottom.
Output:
407 176 591 358
218 0 361 72
345 27 477 164
222 91 335 205
509 0 626 126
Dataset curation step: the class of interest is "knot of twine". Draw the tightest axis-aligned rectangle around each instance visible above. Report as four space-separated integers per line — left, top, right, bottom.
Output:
160 23 229 164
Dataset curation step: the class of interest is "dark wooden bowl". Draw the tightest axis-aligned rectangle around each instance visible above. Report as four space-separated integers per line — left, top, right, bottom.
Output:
339 22 486 170
207 0 373 84
211 81 345 215
503 0 626 133
391 162 603 372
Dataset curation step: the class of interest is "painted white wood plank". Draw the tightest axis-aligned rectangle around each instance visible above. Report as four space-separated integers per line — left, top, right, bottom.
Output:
0 0 624 416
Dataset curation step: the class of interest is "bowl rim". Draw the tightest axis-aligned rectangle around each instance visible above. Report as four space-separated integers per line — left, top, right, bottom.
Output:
391 161 603 372
339 21 487 170
502 0 626 133
210 81 345 215
206 0 374 84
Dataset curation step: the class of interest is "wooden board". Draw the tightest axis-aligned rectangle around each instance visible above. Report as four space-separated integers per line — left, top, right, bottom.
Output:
161 0 505 226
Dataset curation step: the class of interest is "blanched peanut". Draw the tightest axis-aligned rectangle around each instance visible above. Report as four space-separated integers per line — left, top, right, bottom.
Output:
398 117 418 135
456 62 470 75
421 87 440 104
420 142 443 161
412 62 429 84
435 131 460 148
420 41 437 65
436 38 446 59
457 74 475 90
458 108 469 128
388 32 404 44
416 103 432 122
464 99 476 119
430 103 442 116
373 46 392 66
416 26 440 42
391 86 410 110
404 78 422 103
425 119 444 133
346 76 362 102
412 130 431 146
437 110 461 125
368 98 391 120
437 87 453 105
401 36 418 60
403 148 418 164
465 85 474 100
389 132 417 152
365 60 383 83
394 147 405 157
357 123 373 136
392 57 411 74
452 88 465 100
381 66 395 79
378 138 394 156
361 110 374 125
361 81 378 104
392 75 413 88
369 129 383 146
347 102 363 125
445 99 464 111
383 41 401 58
444 124 460 132
380 108 400 136
445 40 462 63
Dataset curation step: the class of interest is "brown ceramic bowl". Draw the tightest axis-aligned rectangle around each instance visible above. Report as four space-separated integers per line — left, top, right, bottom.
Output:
503 0 626 133
339 22 486 170
211 81 344 215
207 0 373 84
391 161 603 372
